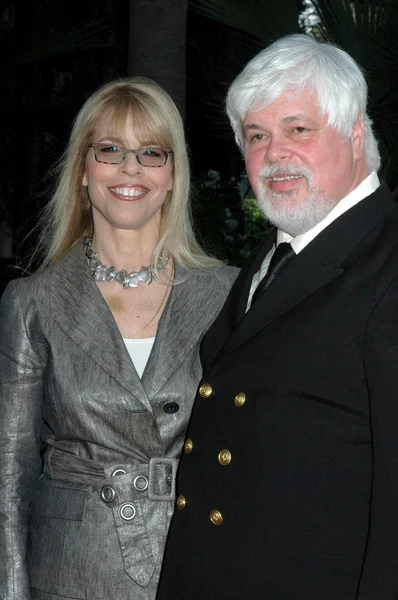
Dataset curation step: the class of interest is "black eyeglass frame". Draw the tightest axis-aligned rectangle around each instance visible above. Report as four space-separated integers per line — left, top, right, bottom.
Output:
88 143 173 167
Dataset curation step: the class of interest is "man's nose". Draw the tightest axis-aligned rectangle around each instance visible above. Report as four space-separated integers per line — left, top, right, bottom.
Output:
264 136 292 163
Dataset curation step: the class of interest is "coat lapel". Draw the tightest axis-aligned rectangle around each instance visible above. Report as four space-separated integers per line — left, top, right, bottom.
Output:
223 246 342 354
211 184 397 361
199 232 275 371
141 264 228 400
50 241 154 414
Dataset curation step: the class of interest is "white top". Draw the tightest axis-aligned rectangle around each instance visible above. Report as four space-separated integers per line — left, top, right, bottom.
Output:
123 337 155 378
247 172 380 310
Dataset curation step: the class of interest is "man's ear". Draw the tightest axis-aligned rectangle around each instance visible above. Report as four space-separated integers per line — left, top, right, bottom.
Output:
351 114 365 162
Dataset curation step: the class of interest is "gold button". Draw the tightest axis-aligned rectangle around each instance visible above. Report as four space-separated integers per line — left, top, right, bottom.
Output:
184 438 193 454
209 509 223 525
199 383 213 398
234 392 246 407
176 495 186 510
218 449 232 466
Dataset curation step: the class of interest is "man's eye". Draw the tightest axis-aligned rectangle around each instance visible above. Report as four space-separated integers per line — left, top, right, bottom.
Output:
249 134 265 144
293 127 307 134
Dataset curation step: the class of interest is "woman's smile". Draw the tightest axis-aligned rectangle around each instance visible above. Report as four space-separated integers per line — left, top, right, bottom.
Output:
108 184 150 200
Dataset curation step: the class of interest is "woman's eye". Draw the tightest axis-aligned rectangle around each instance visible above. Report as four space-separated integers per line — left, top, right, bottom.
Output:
142 148 162 157
100 145 121 153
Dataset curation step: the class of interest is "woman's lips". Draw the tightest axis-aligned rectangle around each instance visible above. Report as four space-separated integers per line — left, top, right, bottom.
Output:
108 185 149 200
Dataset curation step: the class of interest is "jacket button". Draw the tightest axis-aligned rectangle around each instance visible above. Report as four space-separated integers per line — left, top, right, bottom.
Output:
234 392 246 407
184 438 194 454
199 383 213 398
209 509 223 525
164 402 179 414
218 449 232 466
100 485 116 503
176 494 186 510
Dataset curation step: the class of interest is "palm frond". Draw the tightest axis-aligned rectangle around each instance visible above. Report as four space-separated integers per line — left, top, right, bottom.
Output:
312 0 398 188
189 0 299 43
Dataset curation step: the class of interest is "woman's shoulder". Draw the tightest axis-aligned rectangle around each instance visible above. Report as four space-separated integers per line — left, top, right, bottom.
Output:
1 242 82 306
0 269 52 323
203 262 239 281
216 263 240 282
206 263 240 295
176 262 239 299
3 268 49 297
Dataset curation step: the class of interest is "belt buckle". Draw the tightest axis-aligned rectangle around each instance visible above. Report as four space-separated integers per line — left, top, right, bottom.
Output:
147 457 178 501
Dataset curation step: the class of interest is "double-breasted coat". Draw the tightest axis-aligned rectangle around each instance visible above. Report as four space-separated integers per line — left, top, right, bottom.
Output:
0 240 238 600
157 184 398 600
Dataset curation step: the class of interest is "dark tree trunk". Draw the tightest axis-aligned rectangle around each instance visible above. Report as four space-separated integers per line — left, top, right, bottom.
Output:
128 0 188 118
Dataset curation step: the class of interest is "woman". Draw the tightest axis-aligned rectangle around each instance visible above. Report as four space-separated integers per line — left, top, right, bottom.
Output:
0 77 238 600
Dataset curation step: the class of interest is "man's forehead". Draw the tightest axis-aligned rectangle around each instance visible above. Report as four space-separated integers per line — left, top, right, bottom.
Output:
243 88 323 126
243 113 308 129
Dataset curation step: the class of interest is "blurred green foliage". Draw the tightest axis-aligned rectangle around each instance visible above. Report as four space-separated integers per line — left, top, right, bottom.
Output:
192 169 273 267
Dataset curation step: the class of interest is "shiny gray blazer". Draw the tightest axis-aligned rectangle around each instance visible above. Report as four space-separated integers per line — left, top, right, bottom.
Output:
0 241 238 600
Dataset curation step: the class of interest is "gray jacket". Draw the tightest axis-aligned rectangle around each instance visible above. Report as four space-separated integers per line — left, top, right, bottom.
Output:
0 241 238 600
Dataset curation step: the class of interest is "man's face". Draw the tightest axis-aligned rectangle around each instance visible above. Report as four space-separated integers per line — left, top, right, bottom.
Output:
242 88 369 236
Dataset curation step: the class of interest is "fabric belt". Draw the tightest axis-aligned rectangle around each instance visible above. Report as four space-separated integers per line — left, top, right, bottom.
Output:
41 448 178 587
43 447 178 501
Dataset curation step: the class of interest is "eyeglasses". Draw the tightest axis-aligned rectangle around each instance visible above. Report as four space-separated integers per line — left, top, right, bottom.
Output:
88 143 173 167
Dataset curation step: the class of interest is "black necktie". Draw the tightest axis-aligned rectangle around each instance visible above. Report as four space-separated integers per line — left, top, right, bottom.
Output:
252 242 296 303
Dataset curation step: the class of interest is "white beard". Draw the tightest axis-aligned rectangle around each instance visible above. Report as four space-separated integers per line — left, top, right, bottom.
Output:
256 164 338 237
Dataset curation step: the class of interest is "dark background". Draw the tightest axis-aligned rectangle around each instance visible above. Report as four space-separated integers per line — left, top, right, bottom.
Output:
1 0 397 292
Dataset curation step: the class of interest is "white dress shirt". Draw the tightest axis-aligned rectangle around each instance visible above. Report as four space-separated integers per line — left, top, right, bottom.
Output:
247 171 380 310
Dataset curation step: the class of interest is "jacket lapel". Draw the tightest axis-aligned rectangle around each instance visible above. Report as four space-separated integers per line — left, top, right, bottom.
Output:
212 184 397 360
223 245 342 354
141 264 227 400
50 241 154 414
200 233 276 371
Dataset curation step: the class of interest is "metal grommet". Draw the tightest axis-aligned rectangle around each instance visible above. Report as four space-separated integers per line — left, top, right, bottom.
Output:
100 485 116 504
111 468 127 477
133 475 149 491
119 502 136 521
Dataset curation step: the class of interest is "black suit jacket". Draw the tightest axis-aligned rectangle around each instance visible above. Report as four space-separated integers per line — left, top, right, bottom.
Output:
157 184 398 600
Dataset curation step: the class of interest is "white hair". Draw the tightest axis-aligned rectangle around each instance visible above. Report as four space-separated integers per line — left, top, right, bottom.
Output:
226 34 380 171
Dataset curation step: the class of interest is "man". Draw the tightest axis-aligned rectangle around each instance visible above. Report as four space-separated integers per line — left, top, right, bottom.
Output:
157 34 398 599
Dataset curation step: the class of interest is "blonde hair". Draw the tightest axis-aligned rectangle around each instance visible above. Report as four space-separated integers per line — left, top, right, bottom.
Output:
33 76 220 273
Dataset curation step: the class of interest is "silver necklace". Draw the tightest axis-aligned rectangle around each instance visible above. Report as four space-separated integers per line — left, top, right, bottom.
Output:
84 237 169 288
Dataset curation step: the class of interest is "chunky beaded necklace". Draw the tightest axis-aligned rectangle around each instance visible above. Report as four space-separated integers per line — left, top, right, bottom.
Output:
84 237 169 289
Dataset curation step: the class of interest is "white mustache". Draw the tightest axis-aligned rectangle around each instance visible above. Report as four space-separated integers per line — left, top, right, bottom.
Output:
259 164 312 182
